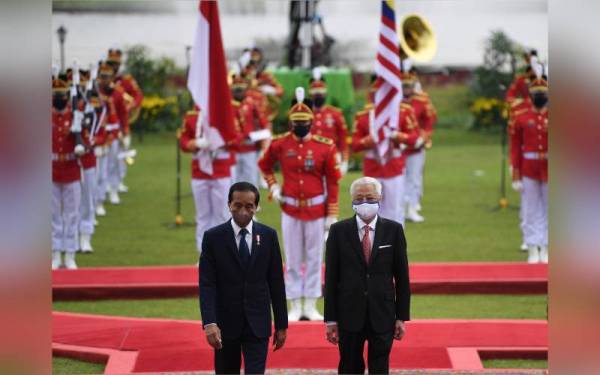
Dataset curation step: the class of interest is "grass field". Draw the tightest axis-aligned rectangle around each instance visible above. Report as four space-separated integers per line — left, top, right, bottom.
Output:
53 85 545 373
54 294 547 320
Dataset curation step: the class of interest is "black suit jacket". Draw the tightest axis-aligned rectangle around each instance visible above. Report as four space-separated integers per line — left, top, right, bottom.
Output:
199 219 288 339
324 216 411 333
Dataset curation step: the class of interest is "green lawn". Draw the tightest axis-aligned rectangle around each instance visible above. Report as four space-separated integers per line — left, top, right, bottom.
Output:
483 359 548 369
52 357 104 375
54 294 546 321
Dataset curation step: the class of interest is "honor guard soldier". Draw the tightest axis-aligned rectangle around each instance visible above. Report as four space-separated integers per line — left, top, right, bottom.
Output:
106 48 144 193
401 70 437 222
74 68 105 252
351 80 421 225
231 74 271 186
309 68 350 175
506 50 540 251
97 61 129 206
52 74 83 270
509 68 549 264
505 50 538 105
259 88 341 321
180 106 238 254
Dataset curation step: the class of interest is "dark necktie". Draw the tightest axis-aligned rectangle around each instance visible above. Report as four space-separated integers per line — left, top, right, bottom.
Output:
239 228 250 267
362 225 372 264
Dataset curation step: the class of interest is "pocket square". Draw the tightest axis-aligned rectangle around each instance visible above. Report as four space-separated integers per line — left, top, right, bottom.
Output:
379 244 392 249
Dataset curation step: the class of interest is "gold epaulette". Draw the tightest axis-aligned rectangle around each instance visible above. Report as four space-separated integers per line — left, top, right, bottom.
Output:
400 102 413 110
313 135 334 145
231 100 241 107
413 93 430 102
272 131 290 140
510 98 524 108
356 104 374 116
512 108 529 117
186 110 199 116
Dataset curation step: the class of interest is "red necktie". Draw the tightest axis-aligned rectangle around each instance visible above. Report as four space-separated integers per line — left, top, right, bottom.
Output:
362 225 371 264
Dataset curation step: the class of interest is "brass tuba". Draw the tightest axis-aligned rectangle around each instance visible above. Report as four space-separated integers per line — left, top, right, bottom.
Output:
398 14 437 62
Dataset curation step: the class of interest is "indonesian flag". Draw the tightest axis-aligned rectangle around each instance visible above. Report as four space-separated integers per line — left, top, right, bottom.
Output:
187 1 236 175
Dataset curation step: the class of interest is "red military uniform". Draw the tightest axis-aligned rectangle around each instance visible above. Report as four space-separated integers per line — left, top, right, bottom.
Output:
505 74 531 104
52 107 80 183
245 86 271 127
403 92 436 156
179 109 237 179
351 102 420 177
257 71 284 97
509 101 548 182
234 95 270 153
115 74 143 109
312 105 349 160
99 84 129 139
259 132 340 220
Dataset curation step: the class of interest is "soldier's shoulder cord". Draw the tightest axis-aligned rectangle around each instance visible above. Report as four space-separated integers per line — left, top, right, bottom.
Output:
313 134 334 145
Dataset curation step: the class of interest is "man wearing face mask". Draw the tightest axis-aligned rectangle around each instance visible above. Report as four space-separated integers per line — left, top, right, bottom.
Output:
231 74 271 187
180 105 239 256
106 48 144 194
401 70 437 223
259 87 341 321
351 78 421 225
308 71 349 175
96 62 129 207
509 74 548 264
199 182 287 374
324 176 410 374
52 75 82 270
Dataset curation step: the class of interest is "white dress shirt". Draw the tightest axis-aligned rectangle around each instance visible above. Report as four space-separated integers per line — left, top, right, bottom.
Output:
356 215 378 252
231 219 253 255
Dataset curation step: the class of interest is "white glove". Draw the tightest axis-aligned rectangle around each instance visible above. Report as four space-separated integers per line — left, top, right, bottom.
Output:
512 180 523 192
74 144 86 156
94 146 104 157
260 85 277 95
270 184 283 203
325 216 338 231
122 134 131 149
340 161 348 176
194 137 210 150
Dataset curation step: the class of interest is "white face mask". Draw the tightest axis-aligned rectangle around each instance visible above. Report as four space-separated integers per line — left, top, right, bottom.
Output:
352 202 379 221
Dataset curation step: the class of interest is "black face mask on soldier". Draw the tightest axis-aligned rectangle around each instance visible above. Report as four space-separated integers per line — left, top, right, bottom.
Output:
53 95 68 111
292 122 311 138
312 95 326 108
532 93 548 109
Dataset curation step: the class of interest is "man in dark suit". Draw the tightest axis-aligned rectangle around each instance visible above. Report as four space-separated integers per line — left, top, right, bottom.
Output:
324 176 411 374
199 182 288 374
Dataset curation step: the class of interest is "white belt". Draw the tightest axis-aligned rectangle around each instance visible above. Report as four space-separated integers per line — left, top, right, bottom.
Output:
364 149 402 159
523 152 548 160
192 150 231 160
282 194 325 208
105 123 120 131
52 153 77 161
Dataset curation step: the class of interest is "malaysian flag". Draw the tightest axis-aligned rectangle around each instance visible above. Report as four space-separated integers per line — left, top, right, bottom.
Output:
372 0 403 161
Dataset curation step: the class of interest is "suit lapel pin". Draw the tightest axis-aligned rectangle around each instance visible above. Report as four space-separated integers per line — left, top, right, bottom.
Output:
256 234 260 247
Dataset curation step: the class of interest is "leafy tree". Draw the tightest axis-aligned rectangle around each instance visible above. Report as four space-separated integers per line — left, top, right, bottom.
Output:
470 30 519 100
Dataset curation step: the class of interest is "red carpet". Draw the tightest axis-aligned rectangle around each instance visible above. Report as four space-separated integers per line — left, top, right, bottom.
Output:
52 262 547 300
52 312 547 373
